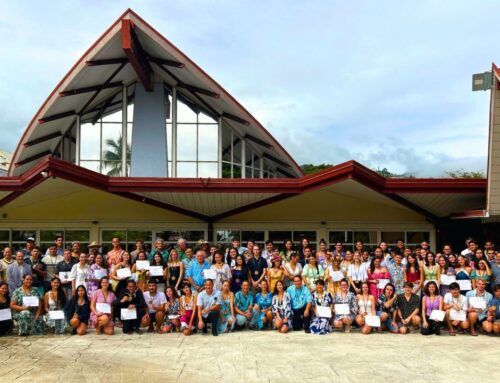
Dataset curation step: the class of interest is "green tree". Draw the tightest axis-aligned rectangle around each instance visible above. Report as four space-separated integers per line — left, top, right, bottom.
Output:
103 135 131 176
445 169 485 178
301 163 333 175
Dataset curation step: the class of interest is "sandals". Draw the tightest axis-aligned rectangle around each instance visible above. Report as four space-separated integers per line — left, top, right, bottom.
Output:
449 329 456 336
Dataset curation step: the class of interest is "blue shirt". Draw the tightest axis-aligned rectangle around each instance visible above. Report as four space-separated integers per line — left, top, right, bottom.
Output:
234 291 254 312
465 290 493 320
196 289 222 318
286 285 312 310
489 297 500 319
186 260 211 288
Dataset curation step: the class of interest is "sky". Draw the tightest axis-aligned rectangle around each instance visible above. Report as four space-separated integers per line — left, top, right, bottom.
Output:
0 0 498 177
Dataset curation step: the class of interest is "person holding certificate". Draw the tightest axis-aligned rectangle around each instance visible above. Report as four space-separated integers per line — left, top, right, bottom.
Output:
131 251 149 292
90 276 116 335
44 277 68 334
396 282 421 334
110 252 133 296
466 279 493 336
196 279 221 336
210 252 231 292
367 257 390 301
438 255 455 297
421 281 443 336
10 274 46 336
310 279 333 335
333 279 358 333
148 252 167 293
455 255 472 295
443 282 469 336
55 250 76 297
0 282 13 336
117 279 146 335
65 285 91 335
87 254 107 298
271 280 292 333
161 286 180 333
355 282 376 334
70 253 89 296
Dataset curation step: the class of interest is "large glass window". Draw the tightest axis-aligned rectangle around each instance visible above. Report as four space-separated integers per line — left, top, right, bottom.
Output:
328 230 430 251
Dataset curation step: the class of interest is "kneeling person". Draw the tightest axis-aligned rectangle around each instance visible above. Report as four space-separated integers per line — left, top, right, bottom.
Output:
118 280 147 335
142 280 167 333
196 279 221 336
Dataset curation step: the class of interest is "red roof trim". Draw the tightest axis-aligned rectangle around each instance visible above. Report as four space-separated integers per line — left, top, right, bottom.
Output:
449 209 486 219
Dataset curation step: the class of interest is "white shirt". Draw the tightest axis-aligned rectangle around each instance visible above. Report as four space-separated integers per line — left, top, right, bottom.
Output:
443 293 468 311
70 263 89 290
143 291 167 313
347 263 368 282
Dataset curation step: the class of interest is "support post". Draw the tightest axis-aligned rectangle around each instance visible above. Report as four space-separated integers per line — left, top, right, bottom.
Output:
218 117 222 177
75 115 81 165
172 87 178 177
121 86 128 176
241 139 246 179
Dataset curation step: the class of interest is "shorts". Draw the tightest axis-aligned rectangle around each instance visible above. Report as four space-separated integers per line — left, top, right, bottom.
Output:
376 310 396 331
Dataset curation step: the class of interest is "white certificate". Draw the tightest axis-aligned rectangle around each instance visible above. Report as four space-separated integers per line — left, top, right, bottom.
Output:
330 271 344 282
457 280 472 291
135 260 150 270
449 309 466 321
440 275 456 286
203 269 217 280
59 272 72 281
469 297 486 310
94 269 108 279
96 303 111 314
121 308 137 320
168 314 180 320
334 303 350 315
148 266 164 277
315 305 332 318
48 310 65 320
116 267 132 279
365 315 381 327
22 296 40 307
0 308 12 321
429 310 445 322
377 279 390 289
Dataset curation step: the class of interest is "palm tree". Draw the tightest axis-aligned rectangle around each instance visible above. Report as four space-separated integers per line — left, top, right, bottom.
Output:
103 134 131 176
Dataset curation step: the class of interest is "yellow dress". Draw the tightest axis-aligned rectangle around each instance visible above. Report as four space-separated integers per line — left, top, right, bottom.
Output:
268 268 284 292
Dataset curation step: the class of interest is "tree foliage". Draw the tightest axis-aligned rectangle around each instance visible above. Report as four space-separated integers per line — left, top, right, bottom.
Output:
445 169 485 178
103 135 131 176
300 163 333 175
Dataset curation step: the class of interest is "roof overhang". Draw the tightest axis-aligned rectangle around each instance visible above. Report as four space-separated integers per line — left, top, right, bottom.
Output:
9 8 302 177
0 157 487 222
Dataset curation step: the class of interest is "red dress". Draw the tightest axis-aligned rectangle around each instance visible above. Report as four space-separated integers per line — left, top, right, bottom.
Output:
368 269 391 301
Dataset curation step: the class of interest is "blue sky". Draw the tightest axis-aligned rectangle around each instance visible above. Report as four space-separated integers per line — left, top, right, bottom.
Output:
0 0 498 176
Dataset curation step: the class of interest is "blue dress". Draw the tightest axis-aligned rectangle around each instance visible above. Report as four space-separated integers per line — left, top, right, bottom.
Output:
250 292 272 329
310 292 333 335
217 293 235 333
271 293 293 329
231 268 247 293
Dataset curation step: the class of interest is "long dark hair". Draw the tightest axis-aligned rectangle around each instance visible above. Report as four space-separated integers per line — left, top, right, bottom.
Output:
406 254 418 272
273 280 285 296
68 285 90 307
150 252 166 267
0 282 10 305
51 277 67 307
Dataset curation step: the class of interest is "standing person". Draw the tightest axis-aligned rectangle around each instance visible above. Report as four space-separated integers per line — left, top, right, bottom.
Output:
332 242 346 260
287 276 312 333
141 280 166 333
186 250 211 293
421 281 443 336
315 241 329 269
247 245 267 294
250 280 273 330
45 236 64 256
70 253 89 295
148 252 167 293
466 279 493 336
443 282 469 336
261 240 274 265
106 237 124 271
196 279 221 336
210 252 231 291
70 242 81 261
225 247 239 269
10 274 46 336
279 240 294 263
7 251 32 295
333 279 358 333
356 282 376 334
148 238 169 263
348 251 368 295
26 246 46 295
43 245 64 285
175 238 188 261
130 239 148 262
217 280 235 334
309 279 334 335
55 250 75 297
302 255 324 292
65 285 91 336
0 247 14 283
404 253 423 296
22 237 35 260
234 280 254 328
44 277 67 334
0 282 13 335
179 283 197 335
90 276 116 335
421 252 440 288
490 252 500 293
117 280 146 335
131 251 149 292
87 242 101 259
455 255 473 295
182 247 195 270
110 252 133 296
471 260 492 292
396 282 421 334
166 249 184 292
267 256 284 293
271 280 292 333
387 253 405 295
325 259 343 296
376 283 399 333
283 252 303 289
230 255 248 293
367 257 390 301
438 255 455 297
87 254 107 298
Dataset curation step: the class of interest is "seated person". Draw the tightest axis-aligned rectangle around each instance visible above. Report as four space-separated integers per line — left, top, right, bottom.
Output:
141 280 166 333
90 277 116 335
287 275 312 333
0 282 13 336
396 282 420 334
485 284 500 334
196 279 221 336
65 285 91 335
117 279 147 335
234 281 254 328
443 282 469 335
466 279 493 336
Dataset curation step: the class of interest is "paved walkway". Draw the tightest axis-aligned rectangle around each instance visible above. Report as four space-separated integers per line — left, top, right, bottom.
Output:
0 330 498 382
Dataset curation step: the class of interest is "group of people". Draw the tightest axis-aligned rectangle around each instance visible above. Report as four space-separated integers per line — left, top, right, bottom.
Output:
0 235 499 338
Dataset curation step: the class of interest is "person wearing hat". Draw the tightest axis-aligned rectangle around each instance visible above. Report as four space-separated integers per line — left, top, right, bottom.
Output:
87 242 101 258
22 237 35 261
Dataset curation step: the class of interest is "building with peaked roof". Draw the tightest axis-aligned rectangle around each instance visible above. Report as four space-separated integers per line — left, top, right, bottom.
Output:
0 150 11 176
0 9 495 253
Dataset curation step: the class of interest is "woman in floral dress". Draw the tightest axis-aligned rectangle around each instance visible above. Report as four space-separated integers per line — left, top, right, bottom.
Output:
251 280 273 329
10 274 46 336
162 286 180 332
333 279 358 333
87 254 108 298
310 279 333 335
271 280 292 333
218 280 235 333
